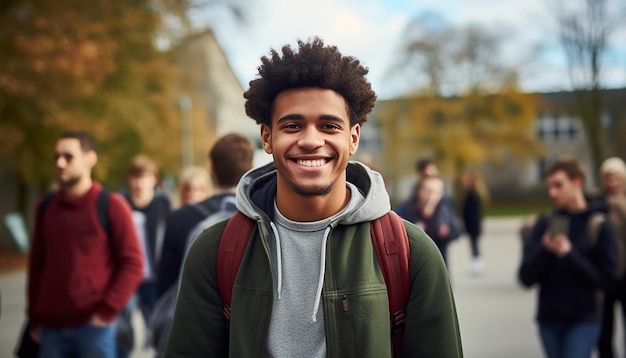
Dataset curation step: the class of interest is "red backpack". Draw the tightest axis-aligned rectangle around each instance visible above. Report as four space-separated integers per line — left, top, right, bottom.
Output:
217 211 410 358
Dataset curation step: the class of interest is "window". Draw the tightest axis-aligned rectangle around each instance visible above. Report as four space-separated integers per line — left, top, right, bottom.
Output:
536 113 579 142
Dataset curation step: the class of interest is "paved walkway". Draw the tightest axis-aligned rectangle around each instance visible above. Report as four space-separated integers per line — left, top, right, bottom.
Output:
0 216 622 357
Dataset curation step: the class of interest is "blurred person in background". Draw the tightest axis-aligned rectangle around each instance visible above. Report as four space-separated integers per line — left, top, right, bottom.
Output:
150 132 255 356
597 157 626 358
394 157 440 218
26 130 143 358
397 175 462 266
461 171 487 276
117 154 171 358
519 158 618 358
156 133 255 298
177 165 212 207
415 157 440 179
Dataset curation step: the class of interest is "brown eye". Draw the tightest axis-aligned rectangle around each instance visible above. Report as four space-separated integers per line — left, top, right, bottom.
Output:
54 153 73 162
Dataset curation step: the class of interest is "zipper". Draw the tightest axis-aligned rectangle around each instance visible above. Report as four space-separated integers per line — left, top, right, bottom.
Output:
342 294 349 312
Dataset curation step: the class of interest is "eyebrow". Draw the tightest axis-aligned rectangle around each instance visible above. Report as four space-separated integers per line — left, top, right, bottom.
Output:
276 114 346 124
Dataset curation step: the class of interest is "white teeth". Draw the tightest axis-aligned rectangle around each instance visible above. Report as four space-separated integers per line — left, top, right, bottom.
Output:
297 159 325 167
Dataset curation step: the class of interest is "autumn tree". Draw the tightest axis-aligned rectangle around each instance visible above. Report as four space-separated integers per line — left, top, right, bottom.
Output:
0 0 245 217
382 13 542 189
546 0 626 178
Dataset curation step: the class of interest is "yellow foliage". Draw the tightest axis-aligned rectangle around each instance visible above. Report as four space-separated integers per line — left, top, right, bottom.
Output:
376 91 543 183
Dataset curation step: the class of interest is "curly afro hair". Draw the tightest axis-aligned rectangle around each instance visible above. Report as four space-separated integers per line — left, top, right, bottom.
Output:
243 37 377 127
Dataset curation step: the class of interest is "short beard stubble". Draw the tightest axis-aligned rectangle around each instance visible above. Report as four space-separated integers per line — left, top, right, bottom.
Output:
292 182 333 197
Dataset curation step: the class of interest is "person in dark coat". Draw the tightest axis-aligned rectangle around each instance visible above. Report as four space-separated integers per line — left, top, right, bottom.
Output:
462 172 484 275
397 175 462 266
518 158 619 358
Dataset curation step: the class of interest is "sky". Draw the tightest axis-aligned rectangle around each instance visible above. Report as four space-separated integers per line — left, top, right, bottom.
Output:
196 0 626 99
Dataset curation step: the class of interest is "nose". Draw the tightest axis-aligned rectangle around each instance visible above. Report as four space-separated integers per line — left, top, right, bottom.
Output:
56 156 66 168
297 126 324 150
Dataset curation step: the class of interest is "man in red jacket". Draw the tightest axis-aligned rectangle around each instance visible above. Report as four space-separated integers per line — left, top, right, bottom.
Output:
27 130 144 358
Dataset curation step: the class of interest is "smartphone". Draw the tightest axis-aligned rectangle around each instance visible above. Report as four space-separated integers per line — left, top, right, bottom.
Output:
548 215 570 238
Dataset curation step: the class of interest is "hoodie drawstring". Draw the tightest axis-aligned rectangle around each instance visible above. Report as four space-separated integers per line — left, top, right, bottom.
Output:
270 222 283 300
311 226 331 323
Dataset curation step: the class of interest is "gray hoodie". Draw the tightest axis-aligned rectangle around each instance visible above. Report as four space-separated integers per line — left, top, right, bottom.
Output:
236 161 391 357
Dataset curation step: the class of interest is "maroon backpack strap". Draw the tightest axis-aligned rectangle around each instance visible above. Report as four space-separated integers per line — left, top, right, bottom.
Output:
370 211 410 358
217 211 255 320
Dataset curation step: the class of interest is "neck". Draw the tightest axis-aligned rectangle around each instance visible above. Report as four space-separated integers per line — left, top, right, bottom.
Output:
566 193 587 212
63 177 93 199
132 190 155 209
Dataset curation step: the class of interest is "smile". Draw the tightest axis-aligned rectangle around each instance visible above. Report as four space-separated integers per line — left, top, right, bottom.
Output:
296 159 327 167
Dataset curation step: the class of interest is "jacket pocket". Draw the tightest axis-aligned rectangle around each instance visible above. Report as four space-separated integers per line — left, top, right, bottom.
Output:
336 288 392 358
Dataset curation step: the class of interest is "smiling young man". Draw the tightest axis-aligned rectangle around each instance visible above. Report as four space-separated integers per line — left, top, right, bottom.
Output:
166 37 462 358
519 158 618 358
27 131 144 358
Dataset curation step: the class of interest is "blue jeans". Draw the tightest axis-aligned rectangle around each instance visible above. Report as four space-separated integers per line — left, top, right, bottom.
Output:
40 322 117 358
539 322 600 358
137 280 157 325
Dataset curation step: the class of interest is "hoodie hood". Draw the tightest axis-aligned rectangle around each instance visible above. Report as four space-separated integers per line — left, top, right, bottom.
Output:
236 161 391 224
235 161 392 324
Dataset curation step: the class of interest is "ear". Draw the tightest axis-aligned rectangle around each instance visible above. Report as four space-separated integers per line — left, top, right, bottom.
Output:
574 177 584 189
86 150 98 168
349 124 360 155
260 124 272 154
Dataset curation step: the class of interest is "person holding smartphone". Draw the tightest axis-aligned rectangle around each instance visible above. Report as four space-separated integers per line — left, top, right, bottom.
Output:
518 158 619 358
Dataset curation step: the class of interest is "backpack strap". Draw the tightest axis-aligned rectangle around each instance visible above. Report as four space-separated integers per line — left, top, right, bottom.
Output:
97 189 111 236
370 211 410 358
190 202 211 218
217 211 255 320
38 193 55 220
587 212 606 247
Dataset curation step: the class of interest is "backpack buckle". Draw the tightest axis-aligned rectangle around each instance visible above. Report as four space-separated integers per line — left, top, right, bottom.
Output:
391 309 406 335
223 304 231 320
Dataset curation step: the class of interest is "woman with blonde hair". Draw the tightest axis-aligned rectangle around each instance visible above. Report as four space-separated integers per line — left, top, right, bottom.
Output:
598 157 626 358
177 166 212 207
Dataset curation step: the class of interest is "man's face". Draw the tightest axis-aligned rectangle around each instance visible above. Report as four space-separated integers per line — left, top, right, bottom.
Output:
603 172 626 195
261 87 360 197
129 172 157 197
55 138 94 188
546 170 581 210
418 177 444 205
181 177 210 205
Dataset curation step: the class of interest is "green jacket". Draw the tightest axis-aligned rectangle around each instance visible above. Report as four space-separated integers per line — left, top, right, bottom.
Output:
166 162 462 357
167 218 462 357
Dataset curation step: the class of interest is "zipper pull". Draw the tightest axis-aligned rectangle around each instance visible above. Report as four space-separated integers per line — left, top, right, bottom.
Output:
342 294 349 312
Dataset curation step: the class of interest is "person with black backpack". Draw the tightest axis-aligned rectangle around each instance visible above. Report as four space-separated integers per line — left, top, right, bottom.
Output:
156 133 255 298
151 132 254 356
166 37 462 358
25 130 144 358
